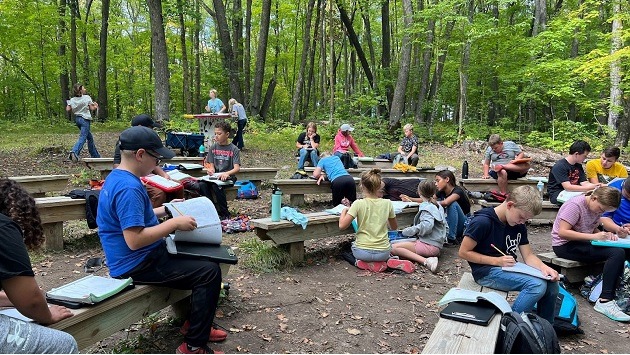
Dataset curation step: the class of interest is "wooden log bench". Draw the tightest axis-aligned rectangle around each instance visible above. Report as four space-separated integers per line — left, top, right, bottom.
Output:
36 196 86 250
478 199 559 223
538 251 604 283
304 167 437 179
271 178 361 205
422 272 510 354
357 158 392 169
50 263 231 350
10 174 71 197
460 177 547 194
251 206 419 262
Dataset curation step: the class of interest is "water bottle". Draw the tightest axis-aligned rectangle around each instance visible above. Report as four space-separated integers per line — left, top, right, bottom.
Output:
271 187 282 222
198 143 206 157
462 160 469 179
537 180 544 200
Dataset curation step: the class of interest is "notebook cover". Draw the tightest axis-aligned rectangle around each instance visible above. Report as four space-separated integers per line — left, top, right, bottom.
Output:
439 300 498 326
173 243 238 264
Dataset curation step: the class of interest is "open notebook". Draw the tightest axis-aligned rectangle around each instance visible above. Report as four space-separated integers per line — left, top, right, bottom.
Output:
45 275 133 305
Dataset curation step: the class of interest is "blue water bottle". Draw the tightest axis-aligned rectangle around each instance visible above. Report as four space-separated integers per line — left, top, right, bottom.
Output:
271 187 282 222
199 143 206 157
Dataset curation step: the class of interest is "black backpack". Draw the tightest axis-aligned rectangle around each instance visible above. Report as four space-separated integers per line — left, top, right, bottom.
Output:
496 312 561 354
66 189 100 229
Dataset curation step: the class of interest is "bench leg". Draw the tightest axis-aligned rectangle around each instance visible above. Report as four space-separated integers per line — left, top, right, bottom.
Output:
281 242 305 262
43 222 64 250
171 295 192 322
31 192 46 198
290 194 305 206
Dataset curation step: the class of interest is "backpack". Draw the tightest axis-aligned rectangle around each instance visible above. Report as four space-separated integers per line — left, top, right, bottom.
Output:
580 261 630 313
235 180 259 199
290 170 309 179
484 190 507 202
66 189 100 229
549 283 582 335
339 153 357 169
496 312 560 354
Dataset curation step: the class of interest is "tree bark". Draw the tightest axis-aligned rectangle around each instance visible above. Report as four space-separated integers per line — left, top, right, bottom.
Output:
147 0 170 122
336 0 373 89
615 96 630 147
289 0 315 124
250 0 271 116
97 0 110 120
211 0 243 103
233 0 244 91
388 0 413 129
58 0 70 117
487 0 499 126
608 0 622 128
532 0 547 36
304 0 322 119
177 0 191 113
382 0 392 109
243 0 252 104
458 0 474 139
426 20 455 124
414 18 435 124
69 0 78 85
194 0 202 111
81 0 93 87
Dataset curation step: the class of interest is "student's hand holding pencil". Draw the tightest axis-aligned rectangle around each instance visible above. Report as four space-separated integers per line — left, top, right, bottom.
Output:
491 243 515 267
173 216 197 231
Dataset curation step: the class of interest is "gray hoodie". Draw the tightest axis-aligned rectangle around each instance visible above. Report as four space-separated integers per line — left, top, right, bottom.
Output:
401 201 449 249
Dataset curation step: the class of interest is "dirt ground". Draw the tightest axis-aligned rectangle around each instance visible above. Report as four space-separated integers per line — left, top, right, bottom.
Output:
2 132 630 353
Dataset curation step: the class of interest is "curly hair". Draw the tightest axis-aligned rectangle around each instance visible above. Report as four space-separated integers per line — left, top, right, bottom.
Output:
0 179 45 250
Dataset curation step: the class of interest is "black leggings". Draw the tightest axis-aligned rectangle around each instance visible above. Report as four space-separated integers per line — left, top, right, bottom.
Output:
554 241 630 300
330 175 357 206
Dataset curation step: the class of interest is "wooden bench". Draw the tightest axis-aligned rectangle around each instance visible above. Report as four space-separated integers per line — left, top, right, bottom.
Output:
271 178 361 205
538 251 604 283
50 263 231 350
10 175 71 197
478 199 559 223
36 196 86 250
460 177 547 194
252 207 419 262
304 167 437 179
357 158 392 169
422 272 509 354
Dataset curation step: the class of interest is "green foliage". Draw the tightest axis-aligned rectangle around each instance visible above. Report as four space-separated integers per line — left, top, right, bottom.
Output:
238 237 293 273
525 120 615 152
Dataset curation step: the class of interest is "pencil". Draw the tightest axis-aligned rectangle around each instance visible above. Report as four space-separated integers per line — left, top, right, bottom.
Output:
490 243 507 256
169 204 184 216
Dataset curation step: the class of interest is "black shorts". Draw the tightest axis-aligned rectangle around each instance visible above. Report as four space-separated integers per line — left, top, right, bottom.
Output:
489 169 527 180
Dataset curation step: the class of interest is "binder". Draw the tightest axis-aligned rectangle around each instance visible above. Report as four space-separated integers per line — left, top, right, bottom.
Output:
439 300 498 326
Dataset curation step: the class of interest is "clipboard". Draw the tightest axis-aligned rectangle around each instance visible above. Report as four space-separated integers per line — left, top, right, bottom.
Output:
171 243 238 264
439 300 498 326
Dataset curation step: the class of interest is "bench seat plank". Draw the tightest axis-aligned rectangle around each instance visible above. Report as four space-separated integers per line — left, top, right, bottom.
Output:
460 177 547 194
10 175 70 197
538 251 603 283
422 273 507 354
271 178 361 205
304 167 437 179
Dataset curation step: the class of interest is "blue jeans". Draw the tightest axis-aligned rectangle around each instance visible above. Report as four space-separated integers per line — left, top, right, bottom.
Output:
444 201 466 241
231 119 247 149
351 243 391 262
297 148 319 169
71 116 100 157
477 267 559 324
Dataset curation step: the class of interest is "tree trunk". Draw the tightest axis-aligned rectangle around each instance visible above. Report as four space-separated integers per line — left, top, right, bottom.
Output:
426 20 455 123
487 0 499 126
388 0 413 129
336 0 373 89
69 0 78 85
250 0 271 116
415 18 435 124
97 0 110 120
260 78 276 119
58 0 70 117
177 0 191 113
81 0 93 87
194 0 202 112
147 0 170 122
243 0 252 105
532 0 547 36
304 0 322 120
381 0 392 109
212 0 243 103
233 0 244 91
608 0 622 128
289 0 315 124
457 0 474 139
615 96 630 147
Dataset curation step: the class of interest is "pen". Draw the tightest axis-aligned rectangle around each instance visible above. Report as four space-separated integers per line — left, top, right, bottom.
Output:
490 243 507 256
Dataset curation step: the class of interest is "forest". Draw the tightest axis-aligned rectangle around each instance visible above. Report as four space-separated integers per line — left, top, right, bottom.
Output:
0 0 628 148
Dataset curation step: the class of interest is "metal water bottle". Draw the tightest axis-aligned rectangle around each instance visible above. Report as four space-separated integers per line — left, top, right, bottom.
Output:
462 161 469 179
537 180 544 200
198 143 206 157
271 187 282 222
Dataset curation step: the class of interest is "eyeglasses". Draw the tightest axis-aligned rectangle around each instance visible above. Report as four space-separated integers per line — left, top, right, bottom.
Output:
144 150 162 165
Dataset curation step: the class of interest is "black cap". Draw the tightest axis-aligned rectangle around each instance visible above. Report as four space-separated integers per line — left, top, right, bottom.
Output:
118 126 175 159
131 113 162 128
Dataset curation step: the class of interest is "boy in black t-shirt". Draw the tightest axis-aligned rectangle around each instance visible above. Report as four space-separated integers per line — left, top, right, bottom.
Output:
458 185 560 324
547 140 600 204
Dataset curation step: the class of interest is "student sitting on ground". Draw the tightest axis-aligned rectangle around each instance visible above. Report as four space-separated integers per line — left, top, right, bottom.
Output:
295 122 320 171
482 134 530 195
113 113 184 208
97 126 227 354
459 186 560 325
339 169 416 273
552 186 630 322
0 179 78 354
392 124 419 166
380 178 422 201
434 170 471 245
547 140 601 205
391 180 447 273
585 146 628 184
313 152 357 206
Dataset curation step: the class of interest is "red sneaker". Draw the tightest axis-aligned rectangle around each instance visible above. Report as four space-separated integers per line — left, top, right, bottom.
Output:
176 343 223 354
387 258 416 274
180 321 228 342
356 260 388 272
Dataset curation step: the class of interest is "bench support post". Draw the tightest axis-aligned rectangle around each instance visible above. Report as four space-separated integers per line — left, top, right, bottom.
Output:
281 242 305 263
289 194 305 206
43 222 64 250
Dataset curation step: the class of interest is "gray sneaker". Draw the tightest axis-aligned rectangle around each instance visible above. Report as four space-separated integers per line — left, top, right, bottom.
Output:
594 300 630 322
424 257 438 273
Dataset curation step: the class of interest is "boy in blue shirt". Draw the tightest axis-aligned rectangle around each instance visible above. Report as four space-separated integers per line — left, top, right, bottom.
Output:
97 126 226 354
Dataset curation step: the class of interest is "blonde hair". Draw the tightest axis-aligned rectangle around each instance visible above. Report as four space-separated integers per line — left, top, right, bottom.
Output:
403 123 413 131
360 168 383 195
488 134 502 146
586 186 621 209
506 186 542 216
306 122 317 132
228 98 238 111
209 89 218 97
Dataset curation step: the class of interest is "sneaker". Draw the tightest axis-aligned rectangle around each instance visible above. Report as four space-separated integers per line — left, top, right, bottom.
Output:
594 300 630 322
180 321 228 342
176 343 222 354
386 258 416 274
443 239 460 248
356 260 388 272
424 257 438 273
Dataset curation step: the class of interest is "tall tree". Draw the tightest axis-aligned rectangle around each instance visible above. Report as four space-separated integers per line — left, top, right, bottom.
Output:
381 0 393 109
457 0 474 139
58 0 70 115
336 0 373 89
97 0 110 120
414 17 435 124
177 0 191 113
250 0 271 116
609 0 622 129
243 0 252 104
289 0 316 124
211 0 243 103
80 0 94 86
388 0 413 129
147 0 170 122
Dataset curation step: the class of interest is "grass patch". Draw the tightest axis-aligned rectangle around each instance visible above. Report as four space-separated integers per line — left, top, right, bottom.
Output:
238 237 293 273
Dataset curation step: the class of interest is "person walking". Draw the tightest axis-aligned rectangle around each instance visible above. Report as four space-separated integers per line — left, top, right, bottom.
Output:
229 98 247 150
66 83 100 161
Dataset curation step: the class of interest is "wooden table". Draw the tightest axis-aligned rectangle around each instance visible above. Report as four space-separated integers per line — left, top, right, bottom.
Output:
185 113 234 145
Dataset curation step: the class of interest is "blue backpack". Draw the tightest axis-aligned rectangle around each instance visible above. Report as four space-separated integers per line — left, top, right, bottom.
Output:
536 282 582 335
235 180 259 199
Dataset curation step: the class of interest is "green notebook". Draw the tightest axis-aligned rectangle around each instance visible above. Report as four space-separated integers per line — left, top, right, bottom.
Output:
46 275 133 304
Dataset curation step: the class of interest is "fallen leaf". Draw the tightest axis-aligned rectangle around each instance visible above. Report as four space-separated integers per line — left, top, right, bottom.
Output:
351 315 363 320
260 334 272 342
72 270 80 274
279 323 288 332
229 328 244 333
346 328 361 335
320 312 329 318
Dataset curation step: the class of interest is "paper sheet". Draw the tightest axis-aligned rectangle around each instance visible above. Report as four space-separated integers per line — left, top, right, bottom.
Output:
163 197 222 244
